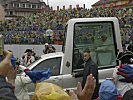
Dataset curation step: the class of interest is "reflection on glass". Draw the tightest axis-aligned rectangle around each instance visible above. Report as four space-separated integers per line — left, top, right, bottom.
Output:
73 22 117 69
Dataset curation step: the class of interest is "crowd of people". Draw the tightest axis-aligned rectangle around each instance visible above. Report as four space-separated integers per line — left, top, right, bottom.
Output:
1 49 133 100
0 7 132 46
0 4 133 100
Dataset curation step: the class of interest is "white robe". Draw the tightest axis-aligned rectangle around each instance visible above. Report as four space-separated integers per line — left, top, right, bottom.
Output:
15 75 32 100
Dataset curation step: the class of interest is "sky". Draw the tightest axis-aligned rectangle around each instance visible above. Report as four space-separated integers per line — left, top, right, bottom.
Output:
43 0 99 10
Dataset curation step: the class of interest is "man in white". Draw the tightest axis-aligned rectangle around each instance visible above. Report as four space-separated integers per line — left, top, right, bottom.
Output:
21 49 35 66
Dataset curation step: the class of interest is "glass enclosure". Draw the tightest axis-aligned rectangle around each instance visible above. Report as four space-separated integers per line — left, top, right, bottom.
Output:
73 22 117 70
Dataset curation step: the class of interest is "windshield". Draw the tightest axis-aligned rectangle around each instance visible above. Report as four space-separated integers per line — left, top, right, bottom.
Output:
27 58 41 68
73 21 118 70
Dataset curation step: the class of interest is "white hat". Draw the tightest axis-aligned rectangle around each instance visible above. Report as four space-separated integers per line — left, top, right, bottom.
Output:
45 43 49 45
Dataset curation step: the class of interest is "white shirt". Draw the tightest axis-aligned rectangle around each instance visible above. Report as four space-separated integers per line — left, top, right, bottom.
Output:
22 55 35 66
15 75 32 100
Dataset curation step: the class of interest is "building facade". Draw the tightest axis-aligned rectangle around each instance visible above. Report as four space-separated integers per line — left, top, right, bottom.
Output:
92 0 133 9
0 4 5 20
0 0 48 19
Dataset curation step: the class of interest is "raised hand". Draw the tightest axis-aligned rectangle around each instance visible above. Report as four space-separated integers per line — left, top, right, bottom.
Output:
77 74 96 100
0 50 12 77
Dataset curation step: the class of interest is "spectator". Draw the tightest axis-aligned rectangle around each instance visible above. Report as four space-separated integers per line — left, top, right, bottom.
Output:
113 51 133 96
127 41 133 53
98 80 122 100
46 45 56 53
43 43 49 54
21 49 35 66
123 89 133 100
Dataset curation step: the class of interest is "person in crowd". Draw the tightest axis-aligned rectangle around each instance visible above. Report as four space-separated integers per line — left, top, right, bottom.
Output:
0 50 96 100
73 48 99 99
123 89 133 100
94 35 114 65
97 79 122 100
43 43 56 54
46 44 56 53
127 41 133 53
113 51 133 96
21 49 35 66
0 7 132 46
43 43 49 54
0 50 17 99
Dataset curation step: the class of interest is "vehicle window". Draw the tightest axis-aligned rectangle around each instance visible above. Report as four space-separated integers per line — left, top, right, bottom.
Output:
32 57 61 76
73 22 117 71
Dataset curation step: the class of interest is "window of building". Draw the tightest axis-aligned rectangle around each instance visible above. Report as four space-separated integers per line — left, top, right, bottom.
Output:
22 3 25 8
32 57 62 76
28 4 31 8
16 3 19 8
10 11 13 15
37 5 41 9
32 4 36 8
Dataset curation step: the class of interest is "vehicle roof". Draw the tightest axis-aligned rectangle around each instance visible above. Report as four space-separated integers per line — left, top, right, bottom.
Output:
68 17 118 23
41 52 64 59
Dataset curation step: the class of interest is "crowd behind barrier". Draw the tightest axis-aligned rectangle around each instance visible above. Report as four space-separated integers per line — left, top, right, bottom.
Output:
0 7 132 45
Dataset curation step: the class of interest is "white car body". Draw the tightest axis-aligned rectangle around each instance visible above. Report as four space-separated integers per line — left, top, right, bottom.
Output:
18 17 123 96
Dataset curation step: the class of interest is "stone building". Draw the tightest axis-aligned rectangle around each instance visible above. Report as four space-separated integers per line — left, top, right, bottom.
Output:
0 0 48 19
0 4 5 20
92 0 133 9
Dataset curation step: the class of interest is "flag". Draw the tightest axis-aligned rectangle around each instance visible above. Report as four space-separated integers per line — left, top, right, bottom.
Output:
25 68 52 83
83 4 85 8
110 3 113 8
50 6 53 12
118 5 122 9
41 6 45 13
57 6 59 11
69 5 72 10
63 5 65 10
102 4 106 9
76 4 79 9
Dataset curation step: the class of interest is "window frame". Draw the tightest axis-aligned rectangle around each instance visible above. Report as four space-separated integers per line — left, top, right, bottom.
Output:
32 57 62 76
72 21 118 72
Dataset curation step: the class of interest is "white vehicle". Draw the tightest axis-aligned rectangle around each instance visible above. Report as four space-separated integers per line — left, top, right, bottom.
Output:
18 17 123 96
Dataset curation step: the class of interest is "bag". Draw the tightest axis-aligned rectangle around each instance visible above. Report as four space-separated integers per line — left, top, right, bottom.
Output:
32 82 71 100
